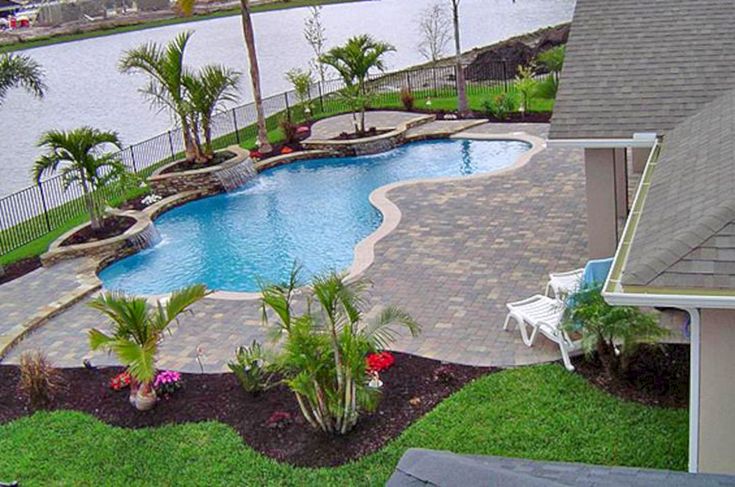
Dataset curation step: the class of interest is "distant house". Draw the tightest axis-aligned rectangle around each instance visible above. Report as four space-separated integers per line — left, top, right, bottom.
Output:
549 0 735 475
0 0 21 18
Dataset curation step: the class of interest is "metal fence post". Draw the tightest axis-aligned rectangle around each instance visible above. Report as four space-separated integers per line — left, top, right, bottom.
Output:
37 183 52 231
502 62 509 92
167 130 176 161
284 92 291 122
232 108 241 145
129 146 138 172
318 81 325 113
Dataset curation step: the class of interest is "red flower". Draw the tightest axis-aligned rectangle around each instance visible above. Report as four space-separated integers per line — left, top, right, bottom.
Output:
296 126 310 134
249 150 263 159
366 351 395 373
280 146 294 154
109 371 132 391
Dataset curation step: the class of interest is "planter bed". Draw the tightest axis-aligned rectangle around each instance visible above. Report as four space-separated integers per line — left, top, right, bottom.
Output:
572 343 689 408
0 353 493 468
0 256 42 285
160 150 237 174
60 215 136 247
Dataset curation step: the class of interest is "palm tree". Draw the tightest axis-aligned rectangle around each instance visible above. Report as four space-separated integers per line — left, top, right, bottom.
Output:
239 0 272 153
0 53 46 106
119 32 206 163
33 127 123 232
184 65 241 158
88 284 208 410
261 268 420 434
320 35 395 134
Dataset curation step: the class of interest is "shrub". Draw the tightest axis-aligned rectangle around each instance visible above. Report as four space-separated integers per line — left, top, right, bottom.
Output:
400 86 415 110
563 285 668 379
153 370 183 398
228 340 275 395
260 268 420 435
535 44 565 93
279 117 299 145
534 75 558 99
514 64 538 113
18 350 61 410
482 92 519 120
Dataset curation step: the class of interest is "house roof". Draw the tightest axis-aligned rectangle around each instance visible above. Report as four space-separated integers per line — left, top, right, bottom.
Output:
549 0 735 141
0 0 20 10
619 89 735 291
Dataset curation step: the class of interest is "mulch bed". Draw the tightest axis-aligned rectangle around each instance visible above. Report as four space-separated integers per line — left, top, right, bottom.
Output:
572 343 689 408
385 107 553 124
118 194 149 212
161 150 237 174
0 353 493 467
0 256 42 285
60 216 136 247
334 127 391 140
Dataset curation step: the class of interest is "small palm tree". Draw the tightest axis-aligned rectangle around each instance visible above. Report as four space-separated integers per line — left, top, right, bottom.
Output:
184 65 241 158
262 268 420 434
33 127 124 232
320 35 396 134
119 32 206 163
0 53 46 106
88 284 208 410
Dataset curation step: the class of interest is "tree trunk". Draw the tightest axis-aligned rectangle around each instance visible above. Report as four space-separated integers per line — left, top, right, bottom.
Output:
240 0 272 153
79 172 101 232
452 0 469 117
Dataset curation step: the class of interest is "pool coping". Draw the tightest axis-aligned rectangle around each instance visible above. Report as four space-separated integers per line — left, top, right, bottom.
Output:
207 130 546 301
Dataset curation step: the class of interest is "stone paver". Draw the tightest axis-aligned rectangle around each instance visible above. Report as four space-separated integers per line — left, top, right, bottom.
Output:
307 111 426 139
404 118 486 138
4 122 589 371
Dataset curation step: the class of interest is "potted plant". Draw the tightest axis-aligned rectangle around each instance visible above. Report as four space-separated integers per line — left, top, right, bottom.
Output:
87 284 207 410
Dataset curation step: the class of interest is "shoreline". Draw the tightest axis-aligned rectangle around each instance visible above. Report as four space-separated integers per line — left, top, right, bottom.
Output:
0 0 367 53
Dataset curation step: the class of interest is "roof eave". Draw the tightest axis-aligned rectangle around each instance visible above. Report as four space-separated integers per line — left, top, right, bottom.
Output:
547 133 658 149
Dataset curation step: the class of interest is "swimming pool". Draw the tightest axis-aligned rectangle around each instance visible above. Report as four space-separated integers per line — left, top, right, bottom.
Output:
100 138 531 294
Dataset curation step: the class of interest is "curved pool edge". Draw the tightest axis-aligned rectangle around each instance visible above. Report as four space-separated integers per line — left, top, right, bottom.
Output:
208 130 546 301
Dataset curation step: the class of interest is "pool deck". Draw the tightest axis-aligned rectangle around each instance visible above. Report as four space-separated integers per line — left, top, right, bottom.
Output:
2 121 594 372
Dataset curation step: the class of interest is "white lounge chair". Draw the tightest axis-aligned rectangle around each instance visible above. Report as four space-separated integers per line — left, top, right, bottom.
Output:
545 268 584 299
503 294 578 371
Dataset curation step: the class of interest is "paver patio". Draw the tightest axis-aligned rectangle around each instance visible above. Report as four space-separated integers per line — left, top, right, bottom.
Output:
3 122 595 372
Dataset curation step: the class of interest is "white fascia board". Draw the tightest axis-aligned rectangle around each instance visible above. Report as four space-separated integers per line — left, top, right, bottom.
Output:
548 133 658 149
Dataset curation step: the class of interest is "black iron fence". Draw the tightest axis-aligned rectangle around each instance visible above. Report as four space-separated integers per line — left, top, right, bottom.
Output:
0 61 512 258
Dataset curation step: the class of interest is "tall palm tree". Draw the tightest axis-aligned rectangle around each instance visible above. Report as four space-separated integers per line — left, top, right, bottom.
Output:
88 284 208 410
33 127 123 232
320 35 395 134
119 32 206 163
449 0 468 116
239 0 272 152
184 65 241 158
0 53 46 105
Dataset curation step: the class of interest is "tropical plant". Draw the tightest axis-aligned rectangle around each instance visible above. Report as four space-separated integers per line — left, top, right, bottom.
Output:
260 268 420 435
18 350 61 410
514 63 538 114
228 339 276 394
563 285 668 379
0 53 46 106
184 64 241 157
535 45 565 88
417 2 452 63
32 127 124 232
285 68 313 120
320 35 396 134
279 116 299 145
239 0 272 153
119 32 206 163
303 6 327 85
400 86 415 110
483 91 519 120
87 284 208 410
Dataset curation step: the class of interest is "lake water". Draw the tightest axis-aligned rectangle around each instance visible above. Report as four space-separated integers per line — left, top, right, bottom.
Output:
1 0 573 197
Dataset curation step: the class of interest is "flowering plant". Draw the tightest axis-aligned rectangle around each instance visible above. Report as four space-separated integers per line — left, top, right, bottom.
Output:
280 146 294 155
110 371 132 391
296 125 310 134
366 351 395 373
265 410 292 429
141 193 162 206
153 370 182 397
249 149 263 160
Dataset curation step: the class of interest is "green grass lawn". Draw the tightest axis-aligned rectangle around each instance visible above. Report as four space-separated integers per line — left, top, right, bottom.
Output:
0 364 687 486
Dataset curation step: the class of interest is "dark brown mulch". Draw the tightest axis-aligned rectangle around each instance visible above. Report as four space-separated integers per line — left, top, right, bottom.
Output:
572 343 689 408
334 127 391 140
160 150 237 174
383 107 553 124
118 194 149 212
0 353 493 467
0 257 42 285
60 216 136 247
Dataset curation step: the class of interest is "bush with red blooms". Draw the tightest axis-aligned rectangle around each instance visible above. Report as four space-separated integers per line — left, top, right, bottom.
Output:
365 351 395 373
249 149 263 160
265 410 293 429
280 146 294 155
296 125 310 135
109 371 132 391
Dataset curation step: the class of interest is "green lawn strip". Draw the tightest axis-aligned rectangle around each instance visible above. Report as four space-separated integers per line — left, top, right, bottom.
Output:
0 364 687 486
0 0 363 54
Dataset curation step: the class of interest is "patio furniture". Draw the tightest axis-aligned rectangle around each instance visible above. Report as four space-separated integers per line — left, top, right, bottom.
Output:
545 268 584 298
503 294 578 371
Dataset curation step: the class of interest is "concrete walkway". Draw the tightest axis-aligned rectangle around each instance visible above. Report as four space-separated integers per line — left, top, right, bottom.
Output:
4 122 593 372
307 111 427 139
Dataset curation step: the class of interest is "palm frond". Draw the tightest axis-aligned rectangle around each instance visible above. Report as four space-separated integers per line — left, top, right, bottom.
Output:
0 53 46 104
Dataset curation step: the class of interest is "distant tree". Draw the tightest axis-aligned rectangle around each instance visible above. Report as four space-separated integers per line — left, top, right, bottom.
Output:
417 2 452 63
535 45 565 97
240 0 272 153
304 5 327 85
33 127 124 232
0 53 46 106
285 68 314 119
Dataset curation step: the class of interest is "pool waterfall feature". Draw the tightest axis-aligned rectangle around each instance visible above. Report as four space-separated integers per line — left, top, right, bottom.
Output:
128 223 162 252
99 138 533 294
215 158 258 192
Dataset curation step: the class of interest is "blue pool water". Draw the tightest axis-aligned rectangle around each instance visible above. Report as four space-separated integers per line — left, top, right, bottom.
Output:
100 139 530 293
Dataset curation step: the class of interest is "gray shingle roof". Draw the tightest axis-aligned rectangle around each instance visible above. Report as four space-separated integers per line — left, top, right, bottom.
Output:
621 89 735 289
387 449 735 486
549 0 735 140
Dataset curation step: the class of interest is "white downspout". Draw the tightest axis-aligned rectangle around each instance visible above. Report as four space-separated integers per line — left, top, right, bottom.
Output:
686 307 701 473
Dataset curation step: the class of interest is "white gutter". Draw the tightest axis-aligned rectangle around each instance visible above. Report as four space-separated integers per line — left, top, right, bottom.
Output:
548 132 658 149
